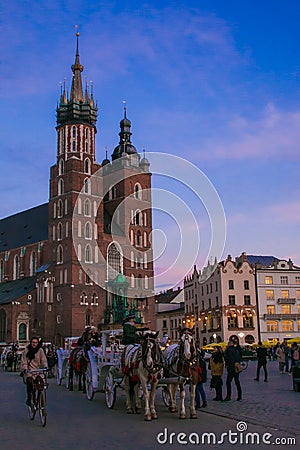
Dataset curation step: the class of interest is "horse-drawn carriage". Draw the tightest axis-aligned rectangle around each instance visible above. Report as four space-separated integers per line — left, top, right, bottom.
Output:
85 328 201 420
56 327 204 421
1 345 24 372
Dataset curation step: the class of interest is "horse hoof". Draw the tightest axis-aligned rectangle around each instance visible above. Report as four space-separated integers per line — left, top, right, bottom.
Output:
179 415 186 420
127 409 134 414
151 413 158 420
135 408 141 414
144 415 152 421
169 407 176 413
190 414 197 419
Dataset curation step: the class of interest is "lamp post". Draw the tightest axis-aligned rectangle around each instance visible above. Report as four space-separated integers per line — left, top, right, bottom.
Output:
238 332 245 347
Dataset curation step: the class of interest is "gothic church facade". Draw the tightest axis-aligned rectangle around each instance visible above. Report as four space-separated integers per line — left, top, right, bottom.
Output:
0 35 155 345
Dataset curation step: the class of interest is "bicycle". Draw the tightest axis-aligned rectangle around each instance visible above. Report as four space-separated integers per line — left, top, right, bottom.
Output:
26 368 48 427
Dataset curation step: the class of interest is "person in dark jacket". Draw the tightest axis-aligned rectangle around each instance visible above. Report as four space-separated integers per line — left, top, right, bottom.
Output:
122 314 139 345
254 341 268 382
224 340 242 401
195 347 207 408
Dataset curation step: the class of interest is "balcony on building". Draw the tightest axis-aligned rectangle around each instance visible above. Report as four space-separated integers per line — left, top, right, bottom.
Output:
264 313 300 320
277 298 296 304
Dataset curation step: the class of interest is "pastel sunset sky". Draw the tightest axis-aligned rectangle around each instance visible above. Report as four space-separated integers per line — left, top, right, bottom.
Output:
1 1 299 290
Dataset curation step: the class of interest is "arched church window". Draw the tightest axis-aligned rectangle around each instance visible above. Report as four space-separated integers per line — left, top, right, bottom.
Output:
58 179 64 196
85 222 91 239
107 242 122 280
72 125 77 139
84 159 91 174
59 159 64 175
57 223 63 241
134 183 142 200
57 199 63 218
85 245 92 263
57 245 63 264
13 255 20 280
18 323 27 341
136 231 141 247
84 199 91 216
84 178 90 194
30 251 37 276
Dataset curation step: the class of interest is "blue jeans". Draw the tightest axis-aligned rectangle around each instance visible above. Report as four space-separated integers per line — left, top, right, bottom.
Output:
195 382 206 406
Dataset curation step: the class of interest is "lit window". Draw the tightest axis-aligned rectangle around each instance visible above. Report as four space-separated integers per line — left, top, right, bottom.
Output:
282 320 293 332
265 276 273 285
281 304 291 314
267 305 275 314
266 321 278 332
281 290 289 299
266 290 274 300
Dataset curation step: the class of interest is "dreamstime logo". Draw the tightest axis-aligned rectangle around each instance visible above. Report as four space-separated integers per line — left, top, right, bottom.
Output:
72 152 226 296
156 422 297 446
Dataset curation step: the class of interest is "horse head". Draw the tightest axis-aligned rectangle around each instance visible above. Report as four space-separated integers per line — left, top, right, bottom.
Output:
138 331 162 372
179 328 196 362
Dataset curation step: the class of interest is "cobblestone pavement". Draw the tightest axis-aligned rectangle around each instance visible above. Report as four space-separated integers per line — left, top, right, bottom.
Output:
200 359 300 436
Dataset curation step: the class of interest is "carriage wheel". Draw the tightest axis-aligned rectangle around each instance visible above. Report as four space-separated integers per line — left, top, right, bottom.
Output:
86 365 95 401
64 363 70 388
105 370 116 409
38 390 47 427
162 386 171 407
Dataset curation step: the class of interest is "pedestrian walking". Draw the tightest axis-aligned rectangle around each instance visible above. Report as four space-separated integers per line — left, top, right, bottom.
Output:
275 343 286 374
254 341 268 382
195 347 207 409
209 346 224 401
289 343 299 374
224 340 242 401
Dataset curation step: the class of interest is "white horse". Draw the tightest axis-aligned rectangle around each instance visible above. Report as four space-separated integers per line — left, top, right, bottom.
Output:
122 331 163 421
163 328 199 419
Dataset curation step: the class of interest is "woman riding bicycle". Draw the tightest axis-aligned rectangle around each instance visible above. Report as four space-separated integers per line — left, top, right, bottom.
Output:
21 337 48 406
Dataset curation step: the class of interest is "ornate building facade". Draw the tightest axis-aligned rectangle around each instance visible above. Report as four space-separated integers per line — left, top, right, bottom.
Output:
0 35 155 345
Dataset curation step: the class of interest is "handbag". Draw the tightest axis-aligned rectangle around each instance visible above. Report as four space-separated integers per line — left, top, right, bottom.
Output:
235 362 243 373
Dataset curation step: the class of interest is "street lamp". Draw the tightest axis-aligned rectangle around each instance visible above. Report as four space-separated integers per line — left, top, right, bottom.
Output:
238 332 245 346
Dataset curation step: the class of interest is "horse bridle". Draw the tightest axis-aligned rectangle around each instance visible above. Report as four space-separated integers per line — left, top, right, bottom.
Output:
140 336 163 375
179 334 198 368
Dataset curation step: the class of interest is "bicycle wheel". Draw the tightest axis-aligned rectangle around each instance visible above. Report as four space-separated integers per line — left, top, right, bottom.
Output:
38 390 47 427
27 392 36 420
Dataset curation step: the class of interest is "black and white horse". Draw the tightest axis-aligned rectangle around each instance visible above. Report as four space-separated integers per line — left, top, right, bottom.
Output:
122 331 163 421
163 328 199 419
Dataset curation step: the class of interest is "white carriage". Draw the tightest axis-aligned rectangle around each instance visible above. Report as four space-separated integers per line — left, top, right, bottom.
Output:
85 329 124 407
56 337 79 386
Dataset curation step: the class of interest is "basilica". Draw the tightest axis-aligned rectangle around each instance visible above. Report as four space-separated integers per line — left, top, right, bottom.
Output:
0 34 155 345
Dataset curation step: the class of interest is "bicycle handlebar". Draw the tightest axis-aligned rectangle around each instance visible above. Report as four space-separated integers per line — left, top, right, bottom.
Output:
26 368 49 374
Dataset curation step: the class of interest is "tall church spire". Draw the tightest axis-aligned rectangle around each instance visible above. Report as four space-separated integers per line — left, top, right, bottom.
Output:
70 32 84 102
56 32 97 127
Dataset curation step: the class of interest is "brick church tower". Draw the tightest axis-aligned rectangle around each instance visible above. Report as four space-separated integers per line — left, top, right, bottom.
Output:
35 33 155 343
